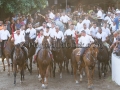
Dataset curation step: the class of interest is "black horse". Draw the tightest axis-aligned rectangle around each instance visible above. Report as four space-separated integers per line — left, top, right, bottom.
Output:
95 38 111 79
25 33 36 74
13 44 26 85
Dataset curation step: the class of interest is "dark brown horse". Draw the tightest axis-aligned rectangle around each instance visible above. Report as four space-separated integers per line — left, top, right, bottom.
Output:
25 32 36 74
71 44 98 89
64 35 76 73
2 36 14 75
13 44 26 85
36 36 52 89
52 38 64 78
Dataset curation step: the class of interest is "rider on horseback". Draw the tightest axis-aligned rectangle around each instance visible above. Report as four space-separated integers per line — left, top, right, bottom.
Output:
11 28 28 60
78 30 94 64
0 24 10 57
96 27 110 51
33 29 53 63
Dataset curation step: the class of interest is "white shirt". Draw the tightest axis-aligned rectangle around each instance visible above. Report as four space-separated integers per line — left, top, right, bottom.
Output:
80 28 90 35
64 29 75 37
104 16 112 24
47 23 52 28
75 22 83 32
49 12 55 19
49 27 56 38
110 24 116 33
44 30 50 36
96 32 107 42
78 35 94 47
35 26 46 31
0 30 10 40
55 31 64 41
97 10 103 19
90 27 98 37
20 29 25 37
102 27 111 36
82 19 91 28
26 28 36 39
14 34 25 45
60 15 70 23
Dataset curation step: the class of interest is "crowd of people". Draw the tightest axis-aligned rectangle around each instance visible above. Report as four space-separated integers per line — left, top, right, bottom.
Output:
0 5 120 63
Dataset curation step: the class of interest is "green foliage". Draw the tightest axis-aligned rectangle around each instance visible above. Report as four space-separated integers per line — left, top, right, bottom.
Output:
0 0 47 14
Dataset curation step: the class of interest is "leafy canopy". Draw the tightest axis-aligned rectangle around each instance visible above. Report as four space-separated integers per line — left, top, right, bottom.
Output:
0 0 47 14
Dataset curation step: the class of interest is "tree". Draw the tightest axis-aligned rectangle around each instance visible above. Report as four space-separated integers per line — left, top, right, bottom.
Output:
0 0 47 20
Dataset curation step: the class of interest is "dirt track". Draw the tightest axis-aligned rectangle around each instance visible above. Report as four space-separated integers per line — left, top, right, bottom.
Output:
0 59 120 90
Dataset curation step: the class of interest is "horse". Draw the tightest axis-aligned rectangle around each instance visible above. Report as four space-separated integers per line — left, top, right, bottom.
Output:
13 44 26 85
95 38 111 79
52 38 64 78
25 32 36 74
36 36 52 89
2 36 14 75
64 35 76 73
71 44 98 89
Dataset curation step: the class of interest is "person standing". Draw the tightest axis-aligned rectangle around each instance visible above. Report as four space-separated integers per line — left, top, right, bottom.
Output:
97 7 103 26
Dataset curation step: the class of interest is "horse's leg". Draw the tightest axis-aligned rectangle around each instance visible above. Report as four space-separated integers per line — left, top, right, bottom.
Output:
98 61 101 79
79 62 84 82
30 57 32 74
85 66 92 89
91 66 95 87
6 57 10 75
66 59 69 73
53 61 56 78
11 59 13 72
2 57 5 71
14 64 17 85
20 68 22 84
71 59 73 75
59 62 63 79
45 65 50 88
73 64 79 84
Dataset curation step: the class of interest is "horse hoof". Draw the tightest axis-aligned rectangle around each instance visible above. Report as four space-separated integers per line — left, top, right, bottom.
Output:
102 73 104 76
75 80 79 84
60 73 62 79
42 84 47 89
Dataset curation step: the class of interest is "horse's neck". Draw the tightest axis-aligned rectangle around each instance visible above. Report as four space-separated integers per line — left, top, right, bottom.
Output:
42 48 48 59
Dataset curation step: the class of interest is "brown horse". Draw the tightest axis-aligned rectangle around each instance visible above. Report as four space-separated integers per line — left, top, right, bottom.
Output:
13 44 26 85
36 36 52 89
2 36 14 75
71 44 98 89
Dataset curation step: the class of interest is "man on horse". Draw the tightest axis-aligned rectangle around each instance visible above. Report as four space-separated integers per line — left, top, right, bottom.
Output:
96 27 110 51
26 23 36 41
78 30 94 64
0 24 11 57
11 28 28 60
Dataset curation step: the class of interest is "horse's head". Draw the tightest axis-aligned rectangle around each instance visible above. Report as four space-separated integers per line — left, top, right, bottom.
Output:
55 38 63 52
25 32 30 47
42 36 49 49
50 36 56 51
90 44 99 60
95 38 103 49
65 35 73 48
14 43 22 60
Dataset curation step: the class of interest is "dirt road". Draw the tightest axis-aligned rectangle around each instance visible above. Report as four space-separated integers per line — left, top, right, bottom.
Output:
0 59 120 90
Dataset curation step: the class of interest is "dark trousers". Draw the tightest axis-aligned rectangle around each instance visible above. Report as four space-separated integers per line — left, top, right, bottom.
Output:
64 23 68 29
97 19 102 27
80 47 87 61
1 40 7 56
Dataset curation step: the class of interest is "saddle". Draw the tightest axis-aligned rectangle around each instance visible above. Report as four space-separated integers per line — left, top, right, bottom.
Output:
76 48 88 56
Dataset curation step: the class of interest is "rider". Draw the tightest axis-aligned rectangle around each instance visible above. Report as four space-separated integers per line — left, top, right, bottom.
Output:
26 23 36 41
96 27 110 51
11 28 28 60
78 30 94 64
0 24 11 57
33 29 52 63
